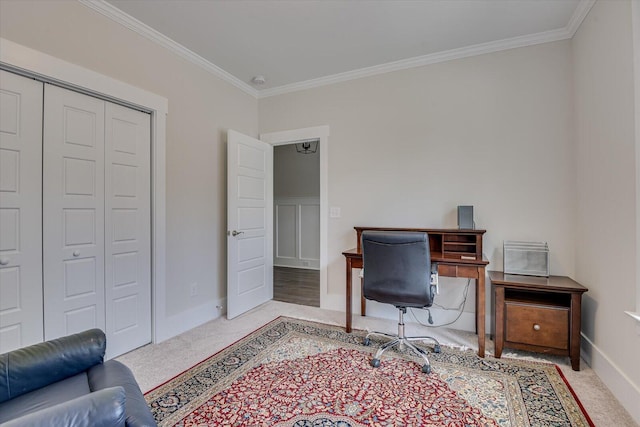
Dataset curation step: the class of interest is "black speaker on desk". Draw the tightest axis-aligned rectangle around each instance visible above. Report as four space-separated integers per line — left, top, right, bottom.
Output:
458 205 474 229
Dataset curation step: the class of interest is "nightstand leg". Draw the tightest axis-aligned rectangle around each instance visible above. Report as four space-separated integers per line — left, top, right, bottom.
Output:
570 292 582 370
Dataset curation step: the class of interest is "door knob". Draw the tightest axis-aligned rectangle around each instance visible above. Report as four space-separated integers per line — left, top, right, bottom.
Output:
0 257 9 266
231 230 244 237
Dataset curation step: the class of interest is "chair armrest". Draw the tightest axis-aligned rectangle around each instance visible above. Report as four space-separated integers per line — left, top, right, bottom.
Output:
0 329 106 403
0 387 126 427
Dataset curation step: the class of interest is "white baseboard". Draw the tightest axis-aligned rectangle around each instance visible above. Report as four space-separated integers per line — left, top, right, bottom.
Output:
321 293 484 333
321 293 347 313
274 263 320 270
580 333 640 424
156 298 226 342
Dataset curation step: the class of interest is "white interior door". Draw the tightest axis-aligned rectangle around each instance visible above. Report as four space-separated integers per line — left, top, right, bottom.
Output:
43 84 106 340
104 102 151 359
0 70 43 352
227 130 273 319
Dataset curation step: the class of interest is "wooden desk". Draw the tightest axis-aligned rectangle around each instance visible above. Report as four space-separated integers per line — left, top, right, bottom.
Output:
489 271 588 370
342 227 489 358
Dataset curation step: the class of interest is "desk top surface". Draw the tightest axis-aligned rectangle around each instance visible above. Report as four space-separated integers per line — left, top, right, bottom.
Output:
342 248 489 265
354 226 486 234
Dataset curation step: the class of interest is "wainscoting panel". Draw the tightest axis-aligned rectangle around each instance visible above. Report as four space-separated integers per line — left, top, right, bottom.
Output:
275 197 319 269
275 203 297 259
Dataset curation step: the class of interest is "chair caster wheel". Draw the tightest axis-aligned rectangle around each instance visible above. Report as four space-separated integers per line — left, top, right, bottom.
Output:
363 337 371 346
434 344 441 353
371 358 381 368
422 364 431 374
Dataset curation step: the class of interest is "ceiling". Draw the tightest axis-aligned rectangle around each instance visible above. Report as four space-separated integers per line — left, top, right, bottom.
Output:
97 0 594 97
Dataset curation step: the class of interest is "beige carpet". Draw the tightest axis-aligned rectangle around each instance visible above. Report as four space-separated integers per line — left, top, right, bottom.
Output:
117 301 637 427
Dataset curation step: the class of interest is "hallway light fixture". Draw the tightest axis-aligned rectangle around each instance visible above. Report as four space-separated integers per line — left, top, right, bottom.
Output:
295 140 318 154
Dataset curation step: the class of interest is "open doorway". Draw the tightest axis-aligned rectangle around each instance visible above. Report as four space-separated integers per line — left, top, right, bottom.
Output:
273 141 320 307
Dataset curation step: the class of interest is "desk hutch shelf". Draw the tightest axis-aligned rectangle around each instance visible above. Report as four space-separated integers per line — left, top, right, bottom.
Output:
354 227 484 262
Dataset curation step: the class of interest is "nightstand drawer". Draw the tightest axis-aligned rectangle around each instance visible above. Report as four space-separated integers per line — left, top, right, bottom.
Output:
505 302 569 350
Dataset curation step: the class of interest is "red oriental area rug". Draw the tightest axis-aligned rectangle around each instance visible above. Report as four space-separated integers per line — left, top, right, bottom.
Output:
144 317 593 426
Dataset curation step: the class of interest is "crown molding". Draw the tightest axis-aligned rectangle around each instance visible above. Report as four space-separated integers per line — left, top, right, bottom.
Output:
566 0 597 37
78 0 258 98
258 27 572 98
258 0 596 98
80 0 595 100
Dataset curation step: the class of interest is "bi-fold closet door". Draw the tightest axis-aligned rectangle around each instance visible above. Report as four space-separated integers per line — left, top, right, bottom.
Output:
0 70 44 353
0 71 151 358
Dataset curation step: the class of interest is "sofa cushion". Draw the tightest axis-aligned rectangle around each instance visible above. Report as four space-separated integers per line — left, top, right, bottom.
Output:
0 329 106 403
1 386 126 427
0 372 90 423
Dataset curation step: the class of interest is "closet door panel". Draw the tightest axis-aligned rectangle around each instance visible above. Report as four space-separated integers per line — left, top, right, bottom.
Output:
43 84 105 340
0 70 43 353
104 102 151 358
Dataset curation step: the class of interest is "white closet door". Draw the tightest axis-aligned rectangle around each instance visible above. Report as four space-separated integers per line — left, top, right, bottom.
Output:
104 102 151 358
43 84 106 340
0 71 43 353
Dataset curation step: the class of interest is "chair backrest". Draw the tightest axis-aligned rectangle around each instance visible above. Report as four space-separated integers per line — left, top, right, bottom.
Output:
362 230 433 308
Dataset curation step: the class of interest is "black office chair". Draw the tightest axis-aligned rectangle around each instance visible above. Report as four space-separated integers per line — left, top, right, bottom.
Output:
361 230 441 374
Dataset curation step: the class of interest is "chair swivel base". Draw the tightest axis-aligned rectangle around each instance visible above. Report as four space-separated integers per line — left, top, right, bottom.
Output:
363 309 440 374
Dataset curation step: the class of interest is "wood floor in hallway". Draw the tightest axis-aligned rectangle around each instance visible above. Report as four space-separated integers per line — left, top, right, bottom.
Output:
273 266 319 307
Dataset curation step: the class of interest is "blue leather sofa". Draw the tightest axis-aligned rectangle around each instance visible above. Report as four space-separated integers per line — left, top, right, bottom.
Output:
0 329 156 427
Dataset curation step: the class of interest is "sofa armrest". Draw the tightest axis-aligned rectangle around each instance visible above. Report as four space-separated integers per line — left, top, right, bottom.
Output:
0 329 106 403
88 360 157 427
0 387 126 427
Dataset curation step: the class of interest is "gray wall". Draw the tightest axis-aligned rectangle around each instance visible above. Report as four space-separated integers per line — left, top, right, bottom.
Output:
260 40 575 311
274 143 320 198
572 0 640 414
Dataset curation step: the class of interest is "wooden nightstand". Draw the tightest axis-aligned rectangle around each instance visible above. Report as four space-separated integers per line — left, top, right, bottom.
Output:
489 271 588 371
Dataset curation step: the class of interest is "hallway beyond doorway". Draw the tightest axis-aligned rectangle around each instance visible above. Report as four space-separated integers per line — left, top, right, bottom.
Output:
273 267 319 307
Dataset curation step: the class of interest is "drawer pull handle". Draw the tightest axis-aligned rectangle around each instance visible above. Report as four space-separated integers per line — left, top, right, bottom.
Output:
533 324 541 331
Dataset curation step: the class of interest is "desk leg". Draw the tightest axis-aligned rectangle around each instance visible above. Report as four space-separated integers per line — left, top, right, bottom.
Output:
345 258 353 333
477 269 486 358
360 277 366 317
475 281 478 335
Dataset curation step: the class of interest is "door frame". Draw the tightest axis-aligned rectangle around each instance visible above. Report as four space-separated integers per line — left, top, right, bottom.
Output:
0 38 171 342
260 126 329 309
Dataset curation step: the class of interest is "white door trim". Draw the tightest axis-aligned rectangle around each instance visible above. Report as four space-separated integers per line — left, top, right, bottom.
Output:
0 38 170 343
260 126 329 309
